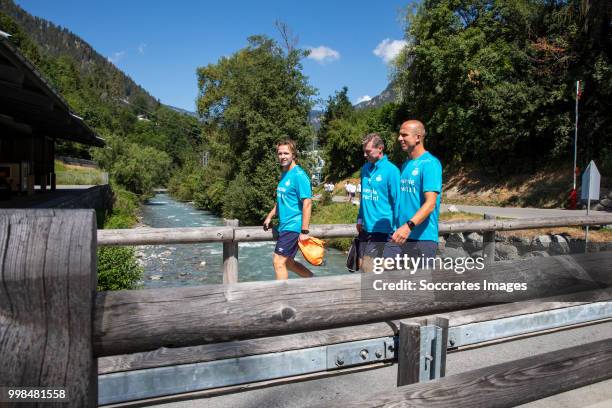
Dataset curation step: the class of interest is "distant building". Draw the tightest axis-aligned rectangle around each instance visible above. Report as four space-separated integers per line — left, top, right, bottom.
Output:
0 32 103 195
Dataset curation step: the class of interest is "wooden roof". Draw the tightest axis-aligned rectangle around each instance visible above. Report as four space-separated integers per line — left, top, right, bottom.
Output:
0 33 104 147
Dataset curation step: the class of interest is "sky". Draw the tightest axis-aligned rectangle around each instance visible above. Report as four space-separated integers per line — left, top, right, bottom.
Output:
15 0 411 112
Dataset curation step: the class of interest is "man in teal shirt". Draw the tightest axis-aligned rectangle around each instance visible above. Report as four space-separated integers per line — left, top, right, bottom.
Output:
392 120 442 262
357 133 401 272
264 139 314 280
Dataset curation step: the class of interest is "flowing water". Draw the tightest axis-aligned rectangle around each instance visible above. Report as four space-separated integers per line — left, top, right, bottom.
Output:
138 193 351 288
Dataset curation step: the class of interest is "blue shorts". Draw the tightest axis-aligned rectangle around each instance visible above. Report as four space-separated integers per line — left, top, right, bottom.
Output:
358 231 402 260
274 231 300 258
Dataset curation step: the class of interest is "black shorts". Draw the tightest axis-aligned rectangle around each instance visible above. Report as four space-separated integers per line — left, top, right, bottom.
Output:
358 231 402 259
401 240 438 260
274 231 300 258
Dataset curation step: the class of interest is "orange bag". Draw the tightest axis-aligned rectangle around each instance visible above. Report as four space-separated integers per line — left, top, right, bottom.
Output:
298 236 326 266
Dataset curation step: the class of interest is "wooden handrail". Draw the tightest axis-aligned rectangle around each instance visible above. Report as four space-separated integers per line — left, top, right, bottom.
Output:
96 287 612 374
93 252 612 356
97 214 612 246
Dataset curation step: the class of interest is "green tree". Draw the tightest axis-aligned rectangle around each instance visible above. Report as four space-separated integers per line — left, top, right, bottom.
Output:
394 0 611 174
318 86 354 147
196 35 316 223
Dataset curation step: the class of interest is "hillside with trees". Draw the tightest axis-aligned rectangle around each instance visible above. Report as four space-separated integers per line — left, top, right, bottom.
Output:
0 0 158 111
0 1 203 198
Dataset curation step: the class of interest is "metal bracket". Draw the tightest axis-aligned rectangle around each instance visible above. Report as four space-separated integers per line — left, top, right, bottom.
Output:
419 325 443 382
326 336 395 369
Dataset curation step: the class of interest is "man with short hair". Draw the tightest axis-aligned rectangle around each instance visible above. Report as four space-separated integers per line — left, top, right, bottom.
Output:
392 120 442 262
357 133 401 272
264 139 314 280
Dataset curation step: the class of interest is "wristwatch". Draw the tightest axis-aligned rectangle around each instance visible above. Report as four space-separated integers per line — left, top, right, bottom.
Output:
406 220 415 229
301 229 310 234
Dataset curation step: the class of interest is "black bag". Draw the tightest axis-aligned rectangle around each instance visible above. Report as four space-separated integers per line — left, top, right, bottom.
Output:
346 237 360 273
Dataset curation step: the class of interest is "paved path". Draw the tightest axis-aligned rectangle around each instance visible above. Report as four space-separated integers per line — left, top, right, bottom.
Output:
440 203 610 219
327 195 610 219
151 322 612 408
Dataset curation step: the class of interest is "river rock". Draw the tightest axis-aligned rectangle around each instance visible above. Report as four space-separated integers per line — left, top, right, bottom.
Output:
507 235 531 249
135 251 145 258
437 236 446 250
445 233 466 249
495 243 519 261
447 205 459 213
567 238 585 253
198 260 207 269
464 232 483 251
549 235 570 255
526 251 550 258
600 198 612 208
150 274 163 280
439 246 469 259
531 235 552 250
160 250 172 257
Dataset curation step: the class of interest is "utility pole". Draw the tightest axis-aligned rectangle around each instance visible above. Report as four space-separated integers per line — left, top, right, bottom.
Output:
570 80 581 209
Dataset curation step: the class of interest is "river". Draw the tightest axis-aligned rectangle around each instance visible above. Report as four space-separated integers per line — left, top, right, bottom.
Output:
138 193 351 288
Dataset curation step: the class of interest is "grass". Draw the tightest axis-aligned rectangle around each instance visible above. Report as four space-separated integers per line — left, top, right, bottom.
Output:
439 211 483 222
55 160 107 185
311 202 359 251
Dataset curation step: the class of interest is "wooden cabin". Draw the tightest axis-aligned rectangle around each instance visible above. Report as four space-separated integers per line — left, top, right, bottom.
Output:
0 31 104 196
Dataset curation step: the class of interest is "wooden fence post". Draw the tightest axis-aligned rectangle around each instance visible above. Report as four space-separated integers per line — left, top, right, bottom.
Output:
0 209 98 407
482 213 496 264
397 316 449 386
397 321 422 386
223 218 239 284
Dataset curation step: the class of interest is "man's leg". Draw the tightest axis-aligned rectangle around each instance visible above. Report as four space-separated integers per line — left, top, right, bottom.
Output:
273 253 313 279
273 253 290 280
273 231 313 280
286 257 313 278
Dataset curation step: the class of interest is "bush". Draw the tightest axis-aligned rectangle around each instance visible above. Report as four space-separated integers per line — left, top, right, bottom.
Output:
96 185 142 291
97 247 143 291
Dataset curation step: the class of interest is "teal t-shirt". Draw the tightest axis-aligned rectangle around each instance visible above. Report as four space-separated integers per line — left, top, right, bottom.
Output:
357 155 400 234
398 151 442 241
277 165 312 233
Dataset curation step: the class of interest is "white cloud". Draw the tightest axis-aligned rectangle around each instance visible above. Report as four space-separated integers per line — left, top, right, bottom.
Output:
307 46 340 64
107 51 126 64
357 95 372 104
138 43 147 55
373 39 407 64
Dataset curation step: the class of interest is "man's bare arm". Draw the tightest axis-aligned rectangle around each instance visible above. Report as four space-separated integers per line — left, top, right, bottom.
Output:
392 192 438 244
300 198 312 240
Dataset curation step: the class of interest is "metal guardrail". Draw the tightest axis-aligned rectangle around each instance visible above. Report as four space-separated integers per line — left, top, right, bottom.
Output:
98 300 612 405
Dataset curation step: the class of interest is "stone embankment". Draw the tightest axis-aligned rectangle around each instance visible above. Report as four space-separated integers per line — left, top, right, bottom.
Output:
592 190 612 212
439 230 612 261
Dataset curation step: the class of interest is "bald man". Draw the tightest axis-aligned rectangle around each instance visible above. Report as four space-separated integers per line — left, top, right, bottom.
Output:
391 120 442 262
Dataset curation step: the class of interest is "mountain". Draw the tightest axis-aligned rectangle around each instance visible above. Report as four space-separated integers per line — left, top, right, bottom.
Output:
165 104 198 118
354 81 398 110
0 0 158 111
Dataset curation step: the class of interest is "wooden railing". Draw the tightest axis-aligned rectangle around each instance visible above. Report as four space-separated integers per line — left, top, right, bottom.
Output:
1 209 611 407
97 214 612 283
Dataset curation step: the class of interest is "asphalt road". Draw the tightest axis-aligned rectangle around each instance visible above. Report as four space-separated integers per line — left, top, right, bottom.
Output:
329 195 610 218
151 321 612 408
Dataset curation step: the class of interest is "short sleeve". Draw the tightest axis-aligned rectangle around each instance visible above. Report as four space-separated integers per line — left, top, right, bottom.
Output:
422 159 442 193
296 171 312 200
